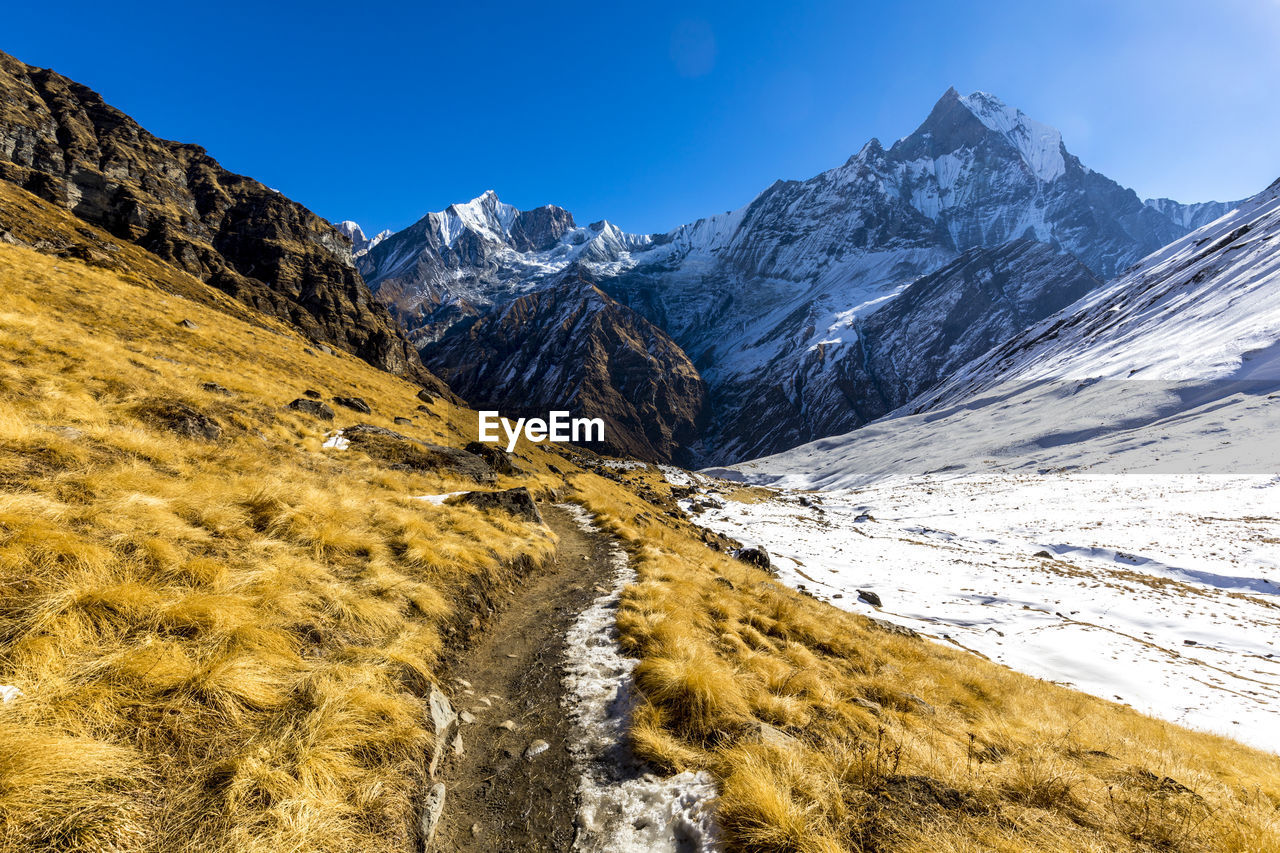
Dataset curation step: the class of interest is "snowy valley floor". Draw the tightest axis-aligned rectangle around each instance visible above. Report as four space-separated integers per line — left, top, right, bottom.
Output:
681 473 1280 754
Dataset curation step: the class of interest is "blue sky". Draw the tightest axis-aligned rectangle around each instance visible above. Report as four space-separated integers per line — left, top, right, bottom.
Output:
6 0 1278 235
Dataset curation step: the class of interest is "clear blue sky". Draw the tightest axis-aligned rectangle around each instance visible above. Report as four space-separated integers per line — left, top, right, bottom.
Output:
6 0 1277 236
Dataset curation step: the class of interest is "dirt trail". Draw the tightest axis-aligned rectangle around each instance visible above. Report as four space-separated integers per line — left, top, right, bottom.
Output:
432 504 614 851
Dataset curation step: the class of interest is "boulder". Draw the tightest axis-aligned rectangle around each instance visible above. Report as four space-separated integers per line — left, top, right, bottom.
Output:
867 617 918 639
132 399 222 440
286 398 335 421
303 389 322 399
448 488 543 524
343 424 494 481
463 441 519 475
733 546 771 572
333 395 371 414
176 318 198 329
417 387 438 404
394 416 412 426
200 382 232 396
903 692 935 715
747 721 799 749
857 589 883 608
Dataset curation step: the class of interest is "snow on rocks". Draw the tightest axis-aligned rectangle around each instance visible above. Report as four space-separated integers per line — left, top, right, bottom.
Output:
321 429 349 450
0 685 21 703
558 503 720 852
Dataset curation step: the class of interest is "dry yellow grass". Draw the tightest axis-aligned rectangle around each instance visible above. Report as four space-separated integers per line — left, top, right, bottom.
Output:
567 469 1280 853
0 235 558 852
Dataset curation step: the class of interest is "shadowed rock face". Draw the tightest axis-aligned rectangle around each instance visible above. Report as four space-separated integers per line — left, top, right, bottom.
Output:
422 270 707 464
704 240 1104 455
0 50 435 387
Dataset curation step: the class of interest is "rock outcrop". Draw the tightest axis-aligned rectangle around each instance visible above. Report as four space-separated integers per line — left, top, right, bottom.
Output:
448 487 543 524
342 424 494 481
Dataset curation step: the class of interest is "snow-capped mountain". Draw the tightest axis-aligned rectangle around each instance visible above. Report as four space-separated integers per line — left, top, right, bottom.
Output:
600 88 1239 462
357 191 652 345
722 177 1279 490
812 239 1103 425
357 89 1240 464
334 220 390 260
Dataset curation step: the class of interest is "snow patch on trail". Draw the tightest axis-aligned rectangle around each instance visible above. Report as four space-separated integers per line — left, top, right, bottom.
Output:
558 503 720 852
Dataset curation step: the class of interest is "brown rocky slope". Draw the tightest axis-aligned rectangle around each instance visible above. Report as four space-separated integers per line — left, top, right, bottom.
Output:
0 49 438 389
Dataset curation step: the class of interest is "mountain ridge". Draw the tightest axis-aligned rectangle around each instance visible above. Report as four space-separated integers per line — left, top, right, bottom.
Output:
357 88 1240 463
0 48 441 390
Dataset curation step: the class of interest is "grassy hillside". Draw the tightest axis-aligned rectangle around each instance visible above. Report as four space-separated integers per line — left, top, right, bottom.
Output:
1 180 1278 852
0 212 560 851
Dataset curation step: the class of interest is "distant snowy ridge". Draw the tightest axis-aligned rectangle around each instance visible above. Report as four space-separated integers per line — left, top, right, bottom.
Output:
922 178 1280 395
356 190 653 345
958 91 1067 182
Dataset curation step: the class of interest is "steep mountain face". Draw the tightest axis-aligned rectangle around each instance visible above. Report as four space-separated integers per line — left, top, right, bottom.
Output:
1142 197 1238 231
357 191 652 345
914 177 1280 408
421 270 706 463
0 50 431 383
358 89 1238 464
704 240 1103 452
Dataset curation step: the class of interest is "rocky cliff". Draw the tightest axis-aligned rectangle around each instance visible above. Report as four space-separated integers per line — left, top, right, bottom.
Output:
0 49 434 386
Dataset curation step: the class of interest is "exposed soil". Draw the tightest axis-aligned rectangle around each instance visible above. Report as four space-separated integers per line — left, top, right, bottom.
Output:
432 505 615 851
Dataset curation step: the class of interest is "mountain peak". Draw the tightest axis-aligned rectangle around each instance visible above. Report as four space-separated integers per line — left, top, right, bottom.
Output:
333 220 389 259
897 89 1066 183
334 220 366 243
